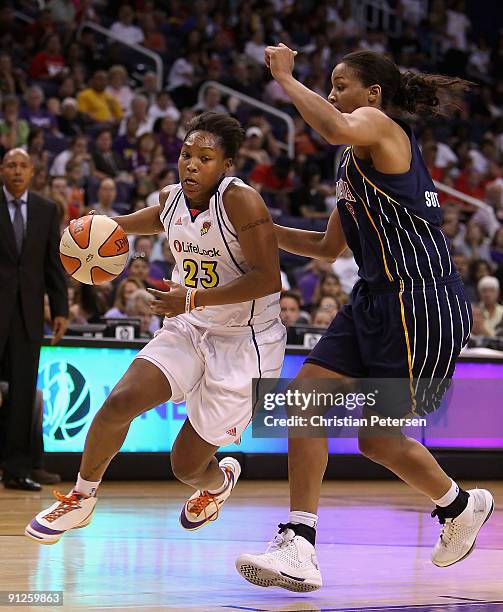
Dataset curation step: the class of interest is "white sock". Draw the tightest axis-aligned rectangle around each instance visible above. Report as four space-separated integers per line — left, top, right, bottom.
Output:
432 479 460 507
75 473 101 497
208 468 229 495
288 510 318 529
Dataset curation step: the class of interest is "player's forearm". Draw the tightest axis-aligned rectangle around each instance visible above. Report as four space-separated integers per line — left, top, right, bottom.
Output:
195 269 282 307
274 223 333 261
113 206 163 235
276 75 346 145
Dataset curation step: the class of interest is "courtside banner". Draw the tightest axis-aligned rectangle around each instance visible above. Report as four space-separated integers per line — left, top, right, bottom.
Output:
251 377 503 440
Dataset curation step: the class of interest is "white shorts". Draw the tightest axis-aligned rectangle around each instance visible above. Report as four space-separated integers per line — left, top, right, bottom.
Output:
134 317 286 446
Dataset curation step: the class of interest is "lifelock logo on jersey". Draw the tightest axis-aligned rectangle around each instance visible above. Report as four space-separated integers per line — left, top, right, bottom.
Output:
173 240 221 257
425 191 440 207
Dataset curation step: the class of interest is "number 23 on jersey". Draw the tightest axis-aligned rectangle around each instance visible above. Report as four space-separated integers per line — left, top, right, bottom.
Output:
182 259 219 288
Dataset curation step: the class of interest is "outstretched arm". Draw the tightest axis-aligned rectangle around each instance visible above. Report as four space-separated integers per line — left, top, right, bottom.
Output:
274 207 347 262
265 44 391 146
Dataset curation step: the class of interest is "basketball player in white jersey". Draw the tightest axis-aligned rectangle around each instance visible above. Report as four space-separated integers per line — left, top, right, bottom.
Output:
26 112 286 543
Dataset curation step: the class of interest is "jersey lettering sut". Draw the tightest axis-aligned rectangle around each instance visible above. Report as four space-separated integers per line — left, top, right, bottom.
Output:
160 176 280 330
306 119 472 416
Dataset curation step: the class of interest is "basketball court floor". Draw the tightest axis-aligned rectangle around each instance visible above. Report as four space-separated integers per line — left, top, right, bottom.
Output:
1 480 502 611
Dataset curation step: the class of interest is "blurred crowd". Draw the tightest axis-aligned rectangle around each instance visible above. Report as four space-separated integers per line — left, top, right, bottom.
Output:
1 0 503 346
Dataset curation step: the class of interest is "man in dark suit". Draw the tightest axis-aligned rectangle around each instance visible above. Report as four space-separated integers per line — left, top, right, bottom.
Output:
0 148 68 490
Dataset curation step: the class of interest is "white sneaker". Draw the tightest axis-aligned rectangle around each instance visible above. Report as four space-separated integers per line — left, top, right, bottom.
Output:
25 490 97 545
236 526 322 592
431 488 494 567
179 457 241 530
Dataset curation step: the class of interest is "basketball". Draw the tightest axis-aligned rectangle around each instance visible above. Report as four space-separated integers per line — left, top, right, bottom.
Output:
59 214 129 285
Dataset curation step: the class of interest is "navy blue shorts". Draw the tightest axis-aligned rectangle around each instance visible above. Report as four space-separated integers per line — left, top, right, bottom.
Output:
305 273 472 417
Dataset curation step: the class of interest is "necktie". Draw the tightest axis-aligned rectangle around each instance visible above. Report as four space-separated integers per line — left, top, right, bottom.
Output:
12 198 24 253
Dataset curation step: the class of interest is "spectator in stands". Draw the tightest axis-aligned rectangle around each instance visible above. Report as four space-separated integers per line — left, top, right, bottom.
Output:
120 94 153 138
311 308 333 329
149 238 175 288
193 86 227 114
317 295 339 319
0 96 30 149
27 128 50 170
477 276 503 336
31 164 51 199
46 0 76 27
142 14 167 54
148 91 181 123
312 272 348 308
113 116 138 170
49 175 70 230
132 236 155 261
65 157 85 220
280 291 309 327
77 70 123 125
237 127 271 176
167 50 200 108
290 165 330 219
106 65 134 114
155 117 183 166
29 33 67 86
465 258 493 302
332 247 359 295
91 177 119 217
249 155 294 212
50 134 90 177
104 277 143 320
21 85 58 133
490 226 503 267
244 29 266 65
0 52 27 97
126 289 159 338
110 5 144 46
137 72 159 107
58 97 87 137
470 304 492 338
127 252 152 289
146 168 177 207
92 128 128 180
457 221 492 262
130 132 160 177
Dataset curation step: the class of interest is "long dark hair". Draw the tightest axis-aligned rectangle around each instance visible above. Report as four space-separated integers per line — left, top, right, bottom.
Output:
341 50 472 116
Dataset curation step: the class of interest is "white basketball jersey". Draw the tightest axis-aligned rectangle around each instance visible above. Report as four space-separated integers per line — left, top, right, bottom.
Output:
161 176 280 330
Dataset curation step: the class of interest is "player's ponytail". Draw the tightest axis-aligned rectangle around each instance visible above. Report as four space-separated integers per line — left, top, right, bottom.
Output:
393 71 471 116
341 50 472 117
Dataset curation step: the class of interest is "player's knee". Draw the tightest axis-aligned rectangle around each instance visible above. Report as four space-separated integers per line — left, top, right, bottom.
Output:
98 387 137 426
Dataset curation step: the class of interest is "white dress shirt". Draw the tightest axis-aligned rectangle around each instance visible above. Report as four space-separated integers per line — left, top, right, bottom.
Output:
3 186 28 230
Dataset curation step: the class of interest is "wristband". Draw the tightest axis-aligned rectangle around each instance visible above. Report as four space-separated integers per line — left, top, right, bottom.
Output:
185 288 192 313
190 288 198 311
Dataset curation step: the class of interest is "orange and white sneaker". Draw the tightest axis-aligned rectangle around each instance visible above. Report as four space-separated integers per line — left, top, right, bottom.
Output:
180 457 241 530
25 491 97 545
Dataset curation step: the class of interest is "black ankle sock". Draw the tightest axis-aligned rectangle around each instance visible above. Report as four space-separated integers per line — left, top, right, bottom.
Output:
281 522 316 546
432 488 469 523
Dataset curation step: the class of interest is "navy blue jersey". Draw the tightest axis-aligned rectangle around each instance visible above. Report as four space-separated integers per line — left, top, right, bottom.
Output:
336 119 453 287
305 118 472 416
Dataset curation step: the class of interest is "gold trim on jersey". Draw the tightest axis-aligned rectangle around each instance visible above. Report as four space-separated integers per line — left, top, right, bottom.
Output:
350 149 401 206
399 280 417 414
344 152 394 282
347 148 417 413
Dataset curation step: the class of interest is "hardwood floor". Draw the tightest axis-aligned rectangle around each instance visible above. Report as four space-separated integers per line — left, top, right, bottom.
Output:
1 480 501 611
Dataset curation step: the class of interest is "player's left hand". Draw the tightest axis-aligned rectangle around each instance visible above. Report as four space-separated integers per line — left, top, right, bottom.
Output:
147 279 187 317
51 316 69 345
265 43 297 82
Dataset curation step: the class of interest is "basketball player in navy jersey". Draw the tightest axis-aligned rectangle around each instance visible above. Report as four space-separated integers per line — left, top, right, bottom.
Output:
236 48 494 591
26 112 287 543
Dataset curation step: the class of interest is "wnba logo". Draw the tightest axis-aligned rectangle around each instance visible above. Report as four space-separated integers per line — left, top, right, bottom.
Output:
38 361 91 444
174 240 182 252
